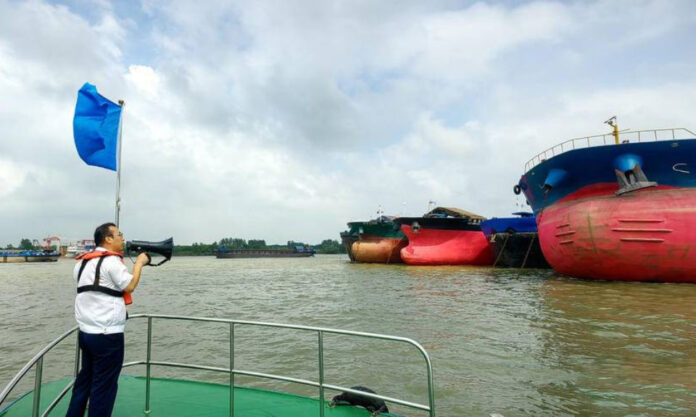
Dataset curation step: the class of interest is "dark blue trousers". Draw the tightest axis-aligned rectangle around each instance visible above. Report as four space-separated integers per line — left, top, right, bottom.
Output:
66 331 124 417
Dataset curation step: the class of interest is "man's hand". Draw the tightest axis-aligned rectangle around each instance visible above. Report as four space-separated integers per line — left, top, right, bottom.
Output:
125 252 149 293
135 252 150 266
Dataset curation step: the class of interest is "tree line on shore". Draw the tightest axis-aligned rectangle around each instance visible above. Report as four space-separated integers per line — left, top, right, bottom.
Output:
3 238 35 250
174 238 345 256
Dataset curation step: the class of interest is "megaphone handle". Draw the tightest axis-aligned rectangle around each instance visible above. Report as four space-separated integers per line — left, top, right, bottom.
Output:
145 253 152 265
149 258 170 267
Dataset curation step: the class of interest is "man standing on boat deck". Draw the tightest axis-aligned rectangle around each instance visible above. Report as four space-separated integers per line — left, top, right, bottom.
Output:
66 223 149 417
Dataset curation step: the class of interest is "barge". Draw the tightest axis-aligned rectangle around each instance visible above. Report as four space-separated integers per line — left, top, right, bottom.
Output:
481 213 550 268
0 250 60 263
216 246 315 258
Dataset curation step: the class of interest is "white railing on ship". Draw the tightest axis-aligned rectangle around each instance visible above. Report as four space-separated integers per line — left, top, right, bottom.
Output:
0 314 435 417
524 128 696 172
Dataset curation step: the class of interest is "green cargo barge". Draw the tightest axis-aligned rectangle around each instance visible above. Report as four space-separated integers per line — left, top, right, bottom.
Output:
340 217 406 264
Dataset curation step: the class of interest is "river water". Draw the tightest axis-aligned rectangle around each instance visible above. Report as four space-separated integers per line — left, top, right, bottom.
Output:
1 255 695 416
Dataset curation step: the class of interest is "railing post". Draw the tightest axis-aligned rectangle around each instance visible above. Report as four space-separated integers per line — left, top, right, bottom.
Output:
427 362 435 417
31 357 43 417
74 332 81 378
230 322 235 417
145 317 153 414
318 331 325 417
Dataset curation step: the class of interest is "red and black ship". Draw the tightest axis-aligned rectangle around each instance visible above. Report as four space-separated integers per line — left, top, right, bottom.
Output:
394 207 493 266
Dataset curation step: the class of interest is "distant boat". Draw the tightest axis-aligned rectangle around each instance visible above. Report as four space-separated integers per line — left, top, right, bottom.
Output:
481 213 550 269
517 122 696 282
343 216 407 263
64 239 95 258
1 250 60 263
395 207 493 266
216 245 315 258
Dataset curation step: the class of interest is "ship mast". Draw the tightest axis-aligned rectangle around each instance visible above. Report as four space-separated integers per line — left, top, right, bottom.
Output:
604 116 620 144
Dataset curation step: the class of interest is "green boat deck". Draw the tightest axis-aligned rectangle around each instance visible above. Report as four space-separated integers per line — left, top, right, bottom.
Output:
1 316 433 416
1 375 397 417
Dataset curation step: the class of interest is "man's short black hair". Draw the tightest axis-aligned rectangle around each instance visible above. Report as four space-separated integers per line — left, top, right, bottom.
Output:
94 222 117 246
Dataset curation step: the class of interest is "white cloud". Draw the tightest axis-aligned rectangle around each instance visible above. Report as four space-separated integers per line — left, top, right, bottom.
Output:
0 0 695 245
411 2 572 81
125 65 161 98
0 159 28 199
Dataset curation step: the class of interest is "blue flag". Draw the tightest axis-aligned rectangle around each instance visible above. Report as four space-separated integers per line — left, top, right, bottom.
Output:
73 83 122 171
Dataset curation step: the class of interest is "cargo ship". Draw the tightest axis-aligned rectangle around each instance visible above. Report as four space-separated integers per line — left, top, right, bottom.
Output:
216 245 315 258
343 216 407 263
516 120 696 282
481 213 550 268
64 239 95 258
395 207 493 266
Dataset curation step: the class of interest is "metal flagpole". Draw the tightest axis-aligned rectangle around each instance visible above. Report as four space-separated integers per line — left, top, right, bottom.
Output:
115 100 125 227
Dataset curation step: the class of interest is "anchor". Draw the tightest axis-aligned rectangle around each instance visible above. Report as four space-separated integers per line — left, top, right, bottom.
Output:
615 163 657 195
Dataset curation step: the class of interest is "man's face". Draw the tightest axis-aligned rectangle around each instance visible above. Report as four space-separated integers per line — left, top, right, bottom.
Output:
106 226 124 251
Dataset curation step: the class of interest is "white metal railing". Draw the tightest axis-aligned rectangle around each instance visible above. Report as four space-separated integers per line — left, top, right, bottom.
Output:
0 323 80 417
0 314 435 417
524 128 696 172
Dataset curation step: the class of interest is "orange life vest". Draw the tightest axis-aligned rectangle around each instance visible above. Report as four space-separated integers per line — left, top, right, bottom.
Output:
76 250 133 305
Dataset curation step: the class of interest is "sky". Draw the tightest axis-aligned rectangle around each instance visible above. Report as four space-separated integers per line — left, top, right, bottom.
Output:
1 0 696 246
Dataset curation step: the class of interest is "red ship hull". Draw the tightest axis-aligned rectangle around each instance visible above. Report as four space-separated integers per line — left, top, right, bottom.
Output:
538 186 696 282
399 225 493 266
351 236 406 263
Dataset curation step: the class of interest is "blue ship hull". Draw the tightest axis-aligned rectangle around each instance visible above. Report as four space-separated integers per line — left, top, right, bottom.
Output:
481 214 537 237
518 138 696 214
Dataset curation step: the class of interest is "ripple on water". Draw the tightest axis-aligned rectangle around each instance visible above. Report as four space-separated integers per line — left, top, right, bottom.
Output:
2 257 696 416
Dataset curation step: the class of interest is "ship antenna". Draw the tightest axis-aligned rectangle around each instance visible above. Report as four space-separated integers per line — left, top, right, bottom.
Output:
604 116 619 144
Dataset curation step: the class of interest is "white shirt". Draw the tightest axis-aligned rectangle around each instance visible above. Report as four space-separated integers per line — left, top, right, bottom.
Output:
74 247 133 334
